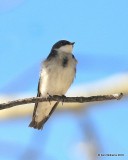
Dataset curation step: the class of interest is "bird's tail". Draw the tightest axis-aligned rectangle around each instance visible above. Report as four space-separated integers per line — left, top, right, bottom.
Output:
29 101 59 130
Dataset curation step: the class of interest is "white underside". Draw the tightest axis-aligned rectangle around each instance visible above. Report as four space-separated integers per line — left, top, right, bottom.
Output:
35 101 56 122
35 51 77 122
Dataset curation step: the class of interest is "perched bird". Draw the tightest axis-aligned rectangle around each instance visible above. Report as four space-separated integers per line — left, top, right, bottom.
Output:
29 40 77 130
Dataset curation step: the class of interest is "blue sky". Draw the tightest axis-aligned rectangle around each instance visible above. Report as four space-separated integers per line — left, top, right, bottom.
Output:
0 0 128 160
0 0 128 91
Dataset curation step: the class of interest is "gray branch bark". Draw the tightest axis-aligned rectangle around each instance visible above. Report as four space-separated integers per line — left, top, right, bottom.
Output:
0 93 123 110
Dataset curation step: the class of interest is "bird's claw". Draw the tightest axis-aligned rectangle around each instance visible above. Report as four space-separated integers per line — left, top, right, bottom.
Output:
61 95 66 105
47 93 52 105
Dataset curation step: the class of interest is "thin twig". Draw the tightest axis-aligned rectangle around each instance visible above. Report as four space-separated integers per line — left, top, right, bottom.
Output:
0 93 123 110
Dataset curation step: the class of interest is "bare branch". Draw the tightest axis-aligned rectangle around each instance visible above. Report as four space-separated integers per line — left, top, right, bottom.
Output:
0 93 123 110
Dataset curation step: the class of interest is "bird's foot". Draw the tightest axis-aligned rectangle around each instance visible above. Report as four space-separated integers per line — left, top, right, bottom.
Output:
61 95 66 105
47 93 52 105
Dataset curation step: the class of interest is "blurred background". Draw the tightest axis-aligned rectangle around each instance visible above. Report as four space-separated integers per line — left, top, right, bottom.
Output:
0 0 128 159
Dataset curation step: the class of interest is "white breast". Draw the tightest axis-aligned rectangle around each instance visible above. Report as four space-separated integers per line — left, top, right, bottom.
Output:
40 53 77 97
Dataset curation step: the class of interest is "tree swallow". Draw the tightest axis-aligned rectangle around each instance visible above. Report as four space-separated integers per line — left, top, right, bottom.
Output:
29 40 77 130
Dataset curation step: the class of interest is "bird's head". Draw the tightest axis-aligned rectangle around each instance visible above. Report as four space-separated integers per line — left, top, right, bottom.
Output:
52 40 75 53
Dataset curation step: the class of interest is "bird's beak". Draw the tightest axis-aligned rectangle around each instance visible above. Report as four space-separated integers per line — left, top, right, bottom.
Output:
71 42 75 46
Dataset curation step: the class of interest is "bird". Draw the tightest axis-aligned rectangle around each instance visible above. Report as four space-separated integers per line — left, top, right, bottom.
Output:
29 40 77 130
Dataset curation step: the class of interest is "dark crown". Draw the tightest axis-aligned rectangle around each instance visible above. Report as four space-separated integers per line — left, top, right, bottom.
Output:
52 40 74 50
